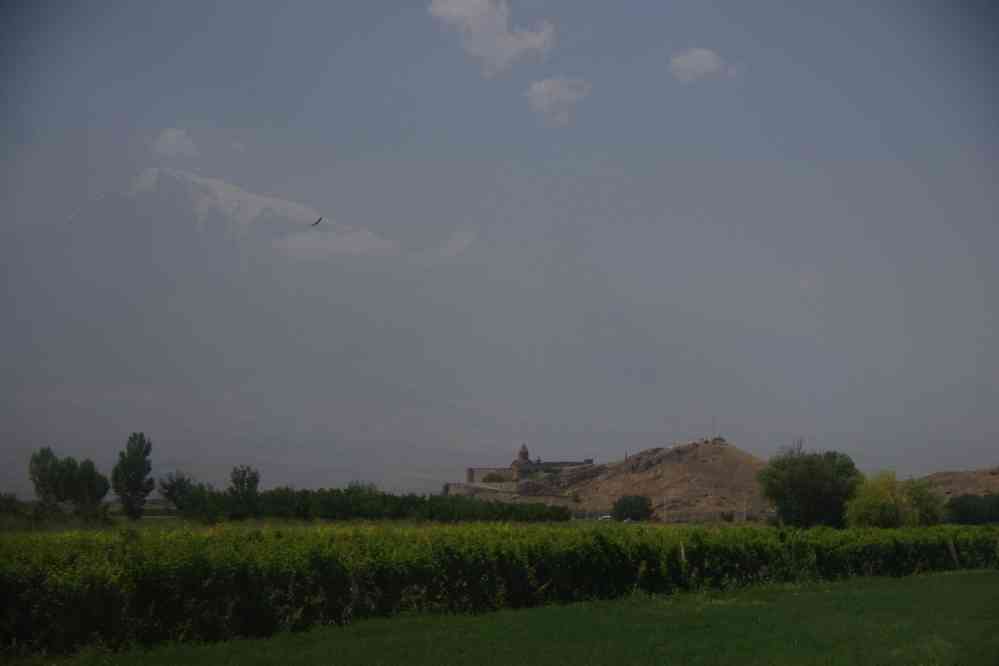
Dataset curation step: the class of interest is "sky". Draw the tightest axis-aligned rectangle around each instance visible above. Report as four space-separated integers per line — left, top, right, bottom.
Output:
2 1 997 497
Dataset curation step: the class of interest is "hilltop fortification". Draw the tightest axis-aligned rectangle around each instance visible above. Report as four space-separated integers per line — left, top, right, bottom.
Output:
447 437 771 522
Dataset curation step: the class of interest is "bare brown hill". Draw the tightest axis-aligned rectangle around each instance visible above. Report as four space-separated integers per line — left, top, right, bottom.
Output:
921 466 999 499
556 438 769 521
449 437 771 522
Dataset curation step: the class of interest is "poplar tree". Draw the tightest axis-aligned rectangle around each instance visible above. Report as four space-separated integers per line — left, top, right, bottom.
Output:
112 432 155 520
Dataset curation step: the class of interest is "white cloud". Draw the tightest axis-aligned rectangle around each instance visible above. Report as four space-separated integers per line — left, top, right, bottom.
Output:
669 48 735 83
130 168 320 228
152 128 200 158
439 229 476 257
129 167 399 259
429 0 554 76
276 228 399 260
526 77 591 126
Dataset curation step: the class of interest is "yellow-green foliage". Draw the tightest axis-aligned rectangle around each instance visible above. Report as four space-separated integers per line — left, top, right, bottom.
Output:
1 523 997 654
846 472 946 528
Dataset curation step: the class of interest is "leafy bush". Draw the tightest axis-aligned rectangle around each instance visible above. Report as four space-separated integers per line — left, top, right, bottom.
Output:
178 483 228 524
846 473 946 528
846 472 911 528
758 442 861 528
947 494 999 525
158 471 195 511
612 495 653 521
1 523 996 655
905 479 946 526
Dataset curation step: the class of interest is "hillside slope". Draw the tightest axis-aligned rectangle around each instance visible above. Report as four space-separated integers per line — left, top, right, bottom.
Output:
922 466 999 499
452 437 770 522
557 438 769 521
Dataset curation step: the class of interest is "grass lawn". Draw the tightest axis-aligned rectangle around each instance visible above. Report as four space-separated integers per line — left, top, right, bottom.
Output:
17 570 999 666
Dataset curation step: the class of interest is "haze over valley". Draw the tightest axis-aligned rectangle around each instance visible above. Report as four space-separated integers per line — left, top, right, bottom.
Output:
3 2 996 497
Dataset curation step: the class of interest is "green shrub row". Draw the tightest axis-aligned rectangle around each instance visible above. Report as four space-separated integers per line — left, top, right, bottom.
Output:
1 524 997 654
175 484 572 524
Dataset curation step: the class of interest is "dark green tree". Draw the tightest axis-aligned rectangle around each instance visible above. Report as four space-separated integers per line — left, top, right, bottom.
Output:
904 478 946 526
28 447 110 520
112 432 155 520
946 493 999 525
227 465 261 519
757 440 862 528
28 447 63 507
57 457 80 505
71 459 111 519
158 471 195 511
180 483 226 524
612 495 653 521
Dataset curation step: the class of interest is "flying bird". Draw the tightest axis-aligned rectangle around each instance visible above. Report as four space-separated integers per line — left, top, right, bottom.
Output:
311 217 323 226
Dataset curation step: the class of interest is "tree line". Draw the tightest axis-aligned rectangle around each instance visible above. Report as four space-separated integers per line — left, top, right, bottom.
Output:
4 434 995 526
7 435 570 524
756 440 997 527
161 469 570 523
23 433 154 521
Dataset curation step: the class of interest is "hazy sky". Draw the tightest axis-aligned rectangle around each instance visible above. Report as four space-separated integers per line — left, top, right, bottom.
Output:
2 1 997 496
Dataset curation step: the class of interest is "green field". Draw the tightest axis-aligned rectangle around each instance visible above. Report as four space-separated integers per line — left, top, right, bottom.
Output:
15 571 999 666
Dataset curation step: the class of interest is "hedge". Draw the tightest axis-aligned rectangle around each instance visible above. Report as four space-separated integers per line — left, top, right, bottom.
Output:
1 523 997 654
175 485 572 524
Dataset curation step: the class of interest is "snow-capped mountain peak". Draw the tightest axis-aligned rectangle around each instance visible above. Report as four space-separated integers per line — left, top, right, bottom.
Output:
130 167 323 228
